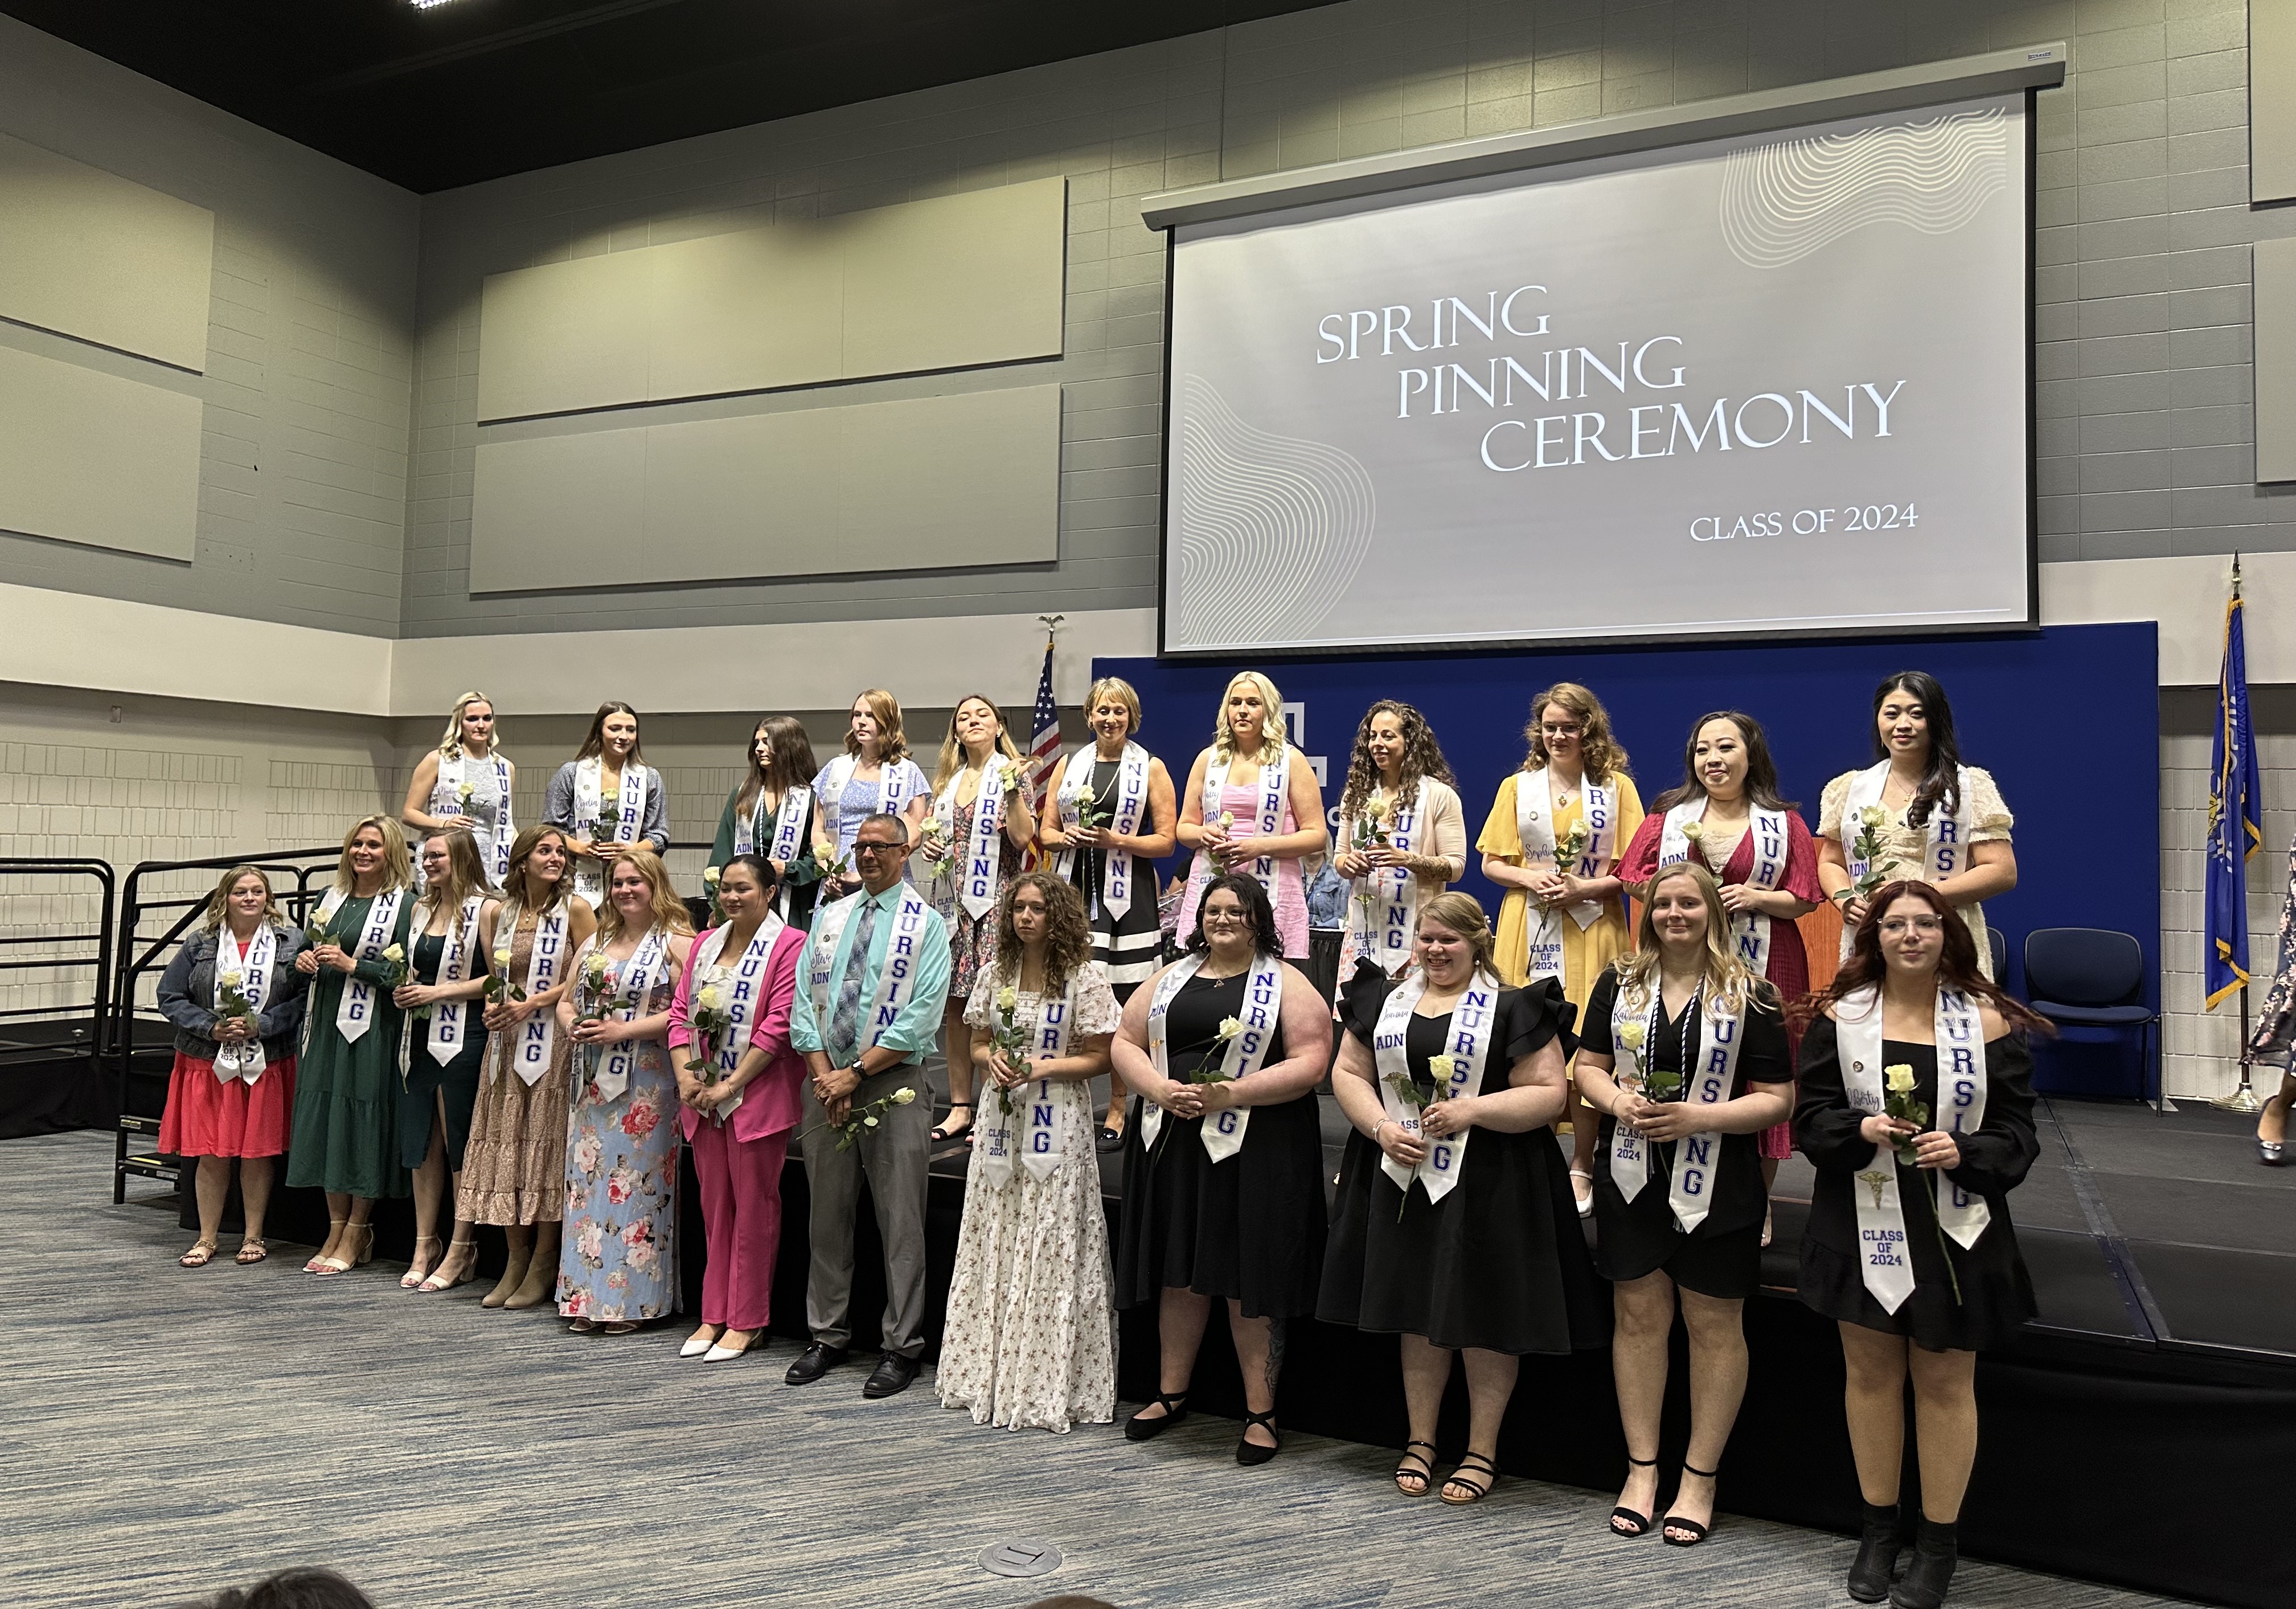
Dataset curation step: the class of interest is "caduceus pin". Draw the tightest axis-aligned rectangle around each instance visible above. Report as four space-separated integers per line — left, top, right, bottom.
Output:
1857 1169 1894 1209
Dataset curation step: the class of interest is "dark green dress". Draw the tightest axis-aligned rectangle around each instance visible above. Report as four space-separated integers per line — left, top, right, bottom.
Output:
707 784 823 930
286 892 417 1199
397 929 491 1171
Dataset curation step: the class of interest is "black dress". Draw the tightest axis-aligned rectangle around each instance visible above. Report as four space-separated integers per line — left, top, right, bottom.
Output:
1115 968 1325 1319
1794 1015 2040 1352
1319 975 1608 1354
397 930 491 1171
1064 754 1165 1001
1580 966 1792 1300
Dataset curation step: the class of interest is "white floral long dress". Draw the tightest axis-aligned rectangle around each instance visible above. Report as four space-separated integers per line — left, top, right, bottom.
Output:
939 968 1122 1432
556 961 679 1323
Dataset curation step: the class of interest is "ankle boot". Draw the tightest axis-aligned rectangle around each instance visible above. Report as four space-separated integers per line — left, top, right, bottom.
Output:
1847 1503 1903 1603
1888 1518 1958 1609
482 1245 531 1310
504 1246 555 1310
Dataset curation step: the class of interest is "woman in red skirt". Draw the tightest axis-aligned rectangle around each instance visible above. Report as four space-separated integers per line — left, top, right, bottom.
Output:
1614 712 1822 1243
157 865 311 1266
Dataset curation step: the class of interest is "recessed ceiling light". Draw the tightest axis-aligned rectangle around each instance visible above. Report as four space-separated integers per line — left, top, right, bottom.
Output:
409 0 464 10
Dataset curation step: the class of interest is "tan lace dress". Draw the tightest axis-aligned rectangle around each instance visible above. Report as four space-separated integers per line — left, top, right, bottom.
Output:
455 916 570 1225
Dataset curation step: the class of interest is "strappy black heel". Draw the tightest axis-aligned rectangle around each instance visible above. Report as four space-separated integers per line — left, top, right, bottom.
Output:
1663 1463 1720 1546
1393 1439 1438 1496
1235 1409 1281 1466
1440 1451 1499 1505
1123 1392 1189 1442
1611 1455 1659 1537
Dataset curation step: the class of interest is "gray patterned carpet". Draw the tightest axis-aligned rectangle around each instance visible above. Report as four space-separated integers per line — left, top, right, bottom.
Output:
2 1131 2188 1609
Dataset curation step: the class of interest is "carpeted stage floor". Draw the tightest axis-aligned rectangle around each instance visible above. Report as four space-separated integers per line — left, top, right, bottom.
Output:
3 1128 2204 1609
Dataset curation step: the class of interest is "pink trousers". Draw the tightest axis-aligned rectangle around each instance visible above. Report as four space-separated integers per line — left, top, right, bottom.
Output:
688 1123 789 1331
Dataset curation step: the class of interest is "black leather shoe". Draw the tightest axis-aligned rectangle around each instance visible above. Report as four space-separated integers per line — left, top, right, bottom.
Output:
1096 1126 1125 1154
863 1351 922 1398
1888 1518 1958 1609
784 1342 847 1385
1848 1502 1903 1603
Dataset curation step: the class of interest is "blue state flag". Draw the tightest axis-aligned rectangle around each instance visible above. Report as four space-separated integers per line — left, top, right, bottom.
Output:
2205 587 2264 1009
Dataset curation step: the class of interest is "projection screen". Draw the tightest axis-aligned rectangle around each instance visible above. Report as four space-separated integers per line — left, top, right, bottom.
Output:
1160 92 2033 656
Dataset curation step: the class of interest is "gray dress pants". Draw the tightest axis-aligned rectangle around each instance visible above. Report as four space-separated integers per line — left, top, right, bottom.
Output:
797 1062 933 1357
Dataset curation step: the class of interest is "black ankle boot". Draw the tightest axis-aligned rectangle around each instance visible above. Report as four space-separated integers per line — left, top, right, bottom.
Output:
1888 1518 1958 1609
1847 1503 1903 1603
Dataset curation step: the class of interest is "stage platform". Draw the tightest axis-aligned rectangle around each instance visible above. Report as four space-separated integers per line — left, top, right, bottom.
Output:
127 1058 2293 1609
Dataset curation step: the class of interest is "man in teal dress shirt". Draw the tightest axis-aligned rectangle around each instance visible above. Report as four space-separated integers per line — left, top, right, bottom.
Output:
788 812 952 1398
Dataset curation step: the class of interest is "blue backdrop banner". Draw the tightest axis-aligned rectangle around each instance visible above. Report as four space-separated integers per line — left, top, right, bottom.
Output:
1098 621 2159 1096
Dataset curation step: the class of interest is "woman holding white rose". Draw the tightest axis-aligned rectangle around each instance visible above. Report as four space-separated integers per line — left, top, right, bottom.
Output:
707 715 832 929
1793 880 2043 1609
389 829 498 1294
554 848 695 1331
1571 863 1794 1547
1319 893 1602 1505
1478 682 1645 1216
1036 676 1177 1154
544 702 670 910
1174 672 1327 963
1331 701 1467 983
155 866 310 1267
286 815 419 1275
1817 672 2016 979
1111 873 1332 1466
400 691 517 885
917 694 1038 1145
459 825 595 1310
943 873 1121 1431
666 854 810 1362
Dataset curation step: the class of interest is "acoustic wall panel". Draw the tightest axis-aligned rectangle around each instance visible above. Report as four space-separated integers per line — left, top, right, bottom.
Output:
474 178 1065 422
0 132 214 372
0 344 202 560
2257 0 2296 204
2257 240 2296 483
469 384 1061 592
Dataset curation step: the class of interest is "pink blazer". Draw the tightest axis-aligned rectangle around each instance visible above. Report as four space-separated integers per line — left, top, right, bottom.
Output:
667 923 809 1143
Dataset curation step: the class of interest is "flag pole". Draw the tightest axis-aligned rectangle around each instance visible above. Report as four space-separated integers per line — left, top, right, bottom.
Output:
2216 556 2265 1113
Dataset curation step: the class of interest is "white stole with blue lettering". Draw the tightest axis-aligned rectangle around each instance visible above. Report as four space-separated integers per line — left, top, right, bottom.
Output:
973 975 1079 1188
1660 802 1790 979
1141 951 1283 1162
1515 771 1615 981
1372 970 1498 1206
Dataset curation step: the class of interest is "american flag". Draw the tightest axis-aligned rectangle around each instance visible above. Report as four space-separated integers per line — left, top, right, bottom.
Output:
1019 629 1062 869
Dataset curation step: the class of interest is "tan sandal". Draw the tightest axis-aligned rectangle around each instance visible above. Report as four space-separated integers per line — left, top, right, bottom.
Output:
235 1238 268 1265
400 1234 443 1290
179 1239 220 1269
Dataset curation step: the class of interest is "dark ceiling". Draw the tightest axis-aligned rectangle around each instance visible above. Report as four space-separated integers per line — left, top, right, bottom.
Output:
1 0 1329 193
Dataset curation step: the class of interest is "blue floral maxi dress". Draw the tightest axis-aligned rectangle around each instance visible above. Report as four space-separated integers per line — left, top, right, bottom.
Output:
556 958 680 1322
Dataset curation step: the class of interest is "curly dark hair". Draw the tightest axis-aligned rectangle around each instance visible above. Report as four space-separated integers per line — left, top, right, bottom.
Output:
1790 879 2048 1033
994 871 1093 994
1336 700 1456 826
1187 872 1282 959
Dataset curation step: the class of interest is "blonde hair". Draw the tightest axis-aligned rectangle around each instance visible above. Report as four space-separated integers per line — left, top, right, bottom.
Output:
594 847 695 945
1523 682 1629 784
1084 676 1142 736
331 814 413 897
415 828 495 918
845 688 912 766
1416 890 1501 983
1614 861 1761 1017
199 865 286 932
438 691 502 761
1211 671 1287 760
932 693 1030 792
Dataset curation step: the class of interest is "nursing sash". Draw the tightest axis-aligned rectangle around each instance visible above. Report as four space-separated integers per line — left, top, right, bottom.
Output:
1373 970 1499 1206
572 757 647 906
1608 978 1747 1231
1515 772 1616 981
1347 779 1433 979
1838 762 1975 959
1053 744 1152 919
1203 745 1289 892
973 975 1080 1188
689 914 786 1124
735 785 811 867
1141 951 1283 1162
581 925 669 1103
1659 802 1790 979
434 750 514 884
819 754 919 849
806 884 933 1063
421 894 486 1066
314 886 406 1045
1834 985 1991 1313
497 902 569 1088
210 924 277 1084
937 756 1011 921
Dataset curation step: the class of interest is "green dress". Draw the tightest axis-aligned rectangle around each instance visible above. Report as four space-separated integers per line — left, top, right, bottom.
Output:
286 892 417 1199
707 784 823 930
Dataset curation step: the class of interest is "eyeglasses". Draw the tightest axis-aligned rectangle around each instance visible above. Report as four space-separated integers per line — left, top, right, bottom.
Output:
1877 916 1945 934
1202 908 1250 924
852 841 904 857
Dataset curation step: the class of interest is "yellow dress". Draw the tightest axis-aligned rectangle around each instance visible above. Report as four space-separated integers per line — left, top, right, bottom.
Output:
1478 770 1646 1016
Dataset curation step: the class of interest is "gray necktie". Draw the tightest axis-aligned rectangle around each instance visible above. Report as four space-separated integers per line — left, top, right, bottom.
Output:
828 893 879 1065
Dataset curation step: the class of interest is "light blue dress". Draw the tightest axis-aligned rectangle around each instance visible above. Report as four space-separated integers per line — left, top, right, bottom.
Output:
556 960 680 1323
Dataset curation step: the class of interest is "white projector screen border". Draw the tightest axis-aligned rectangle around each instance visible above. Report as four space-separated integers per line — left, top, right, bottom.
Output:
1152 71 2047 662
